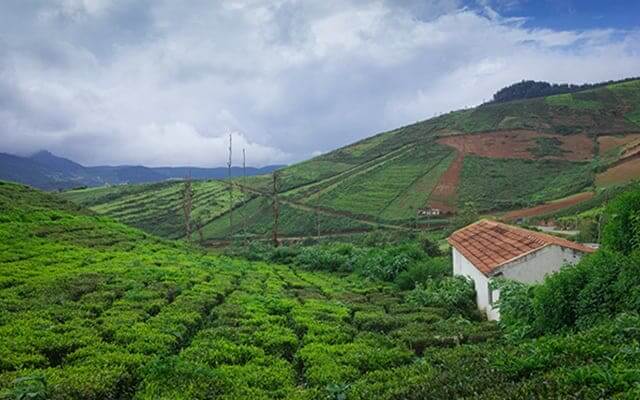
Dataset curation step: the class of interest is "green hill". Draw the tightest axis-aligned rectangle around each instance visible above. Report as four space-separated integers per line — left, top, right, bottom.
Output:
3 181 640 398
60 79 640 240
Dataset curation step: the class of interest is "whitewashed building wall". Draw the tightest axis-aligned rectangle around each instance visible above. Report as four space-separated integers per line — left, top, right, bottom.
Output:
452 245 586 321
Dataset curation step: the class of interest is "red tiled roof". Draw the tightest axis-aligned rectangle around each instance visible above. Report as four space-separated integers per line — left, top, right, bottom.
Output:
447 219 595 276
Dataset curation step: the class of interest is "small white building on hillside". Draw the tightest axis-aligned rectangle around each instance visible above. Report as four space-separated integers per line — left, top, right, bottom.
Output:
448 220 595 321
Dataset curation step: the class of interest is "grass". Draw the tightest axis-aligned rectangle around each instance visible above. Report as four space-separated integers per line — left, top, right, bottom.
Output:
379 151 457 221
608 79 640 126
199 196 372 240
61 180 245 239
308 144 454 220
458 156 594 211
545 93 603 110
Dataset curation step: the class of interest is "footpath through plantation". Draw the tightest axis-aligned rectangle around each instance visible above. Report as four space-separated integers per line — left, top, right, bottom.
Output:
1 180 640 399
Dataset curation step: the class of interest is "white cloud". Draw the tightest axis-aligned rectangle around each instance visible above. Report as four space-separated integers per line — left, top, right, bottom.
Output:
0 0 638 166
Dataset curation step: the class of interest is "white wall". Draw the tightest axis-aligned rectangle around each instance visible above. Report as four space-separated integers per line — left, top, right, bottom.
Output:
452 245 587 321
499 245 584 283
452 248 500 320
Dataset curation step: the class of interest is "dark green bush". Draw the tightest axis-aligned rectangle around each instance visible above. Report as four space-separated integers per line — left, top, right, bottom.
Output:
406 277 476 315
602 189 640 254
395 257 450 290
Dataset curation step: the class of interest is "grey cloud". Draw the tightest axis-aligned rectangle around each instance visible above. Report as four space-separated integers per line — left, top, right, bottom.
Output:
0 0 638 167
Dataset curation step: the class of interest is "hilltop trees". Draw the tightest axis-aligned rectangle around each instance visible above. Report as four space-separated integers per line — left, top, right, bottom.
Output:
489 77 640 104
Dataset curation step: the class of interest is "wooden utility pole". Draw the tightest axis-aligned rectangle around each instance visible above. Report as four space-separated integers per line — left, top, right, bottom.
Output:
182 170 193 242
227 132 233 239
242 148 247 239
272 171 280 247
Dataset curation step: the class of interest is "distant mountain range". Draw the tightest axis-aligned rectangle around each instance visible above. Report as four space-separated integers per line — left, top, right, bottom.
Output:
0 150 285 191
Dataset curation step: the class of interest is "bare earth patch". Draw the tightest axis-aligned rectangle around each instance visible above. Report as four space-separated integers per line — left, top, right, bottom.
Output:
437 130 594 161
427 130 594 212
597 134 640 155
427 151 463 213
501 192 595 221
597 157 640 187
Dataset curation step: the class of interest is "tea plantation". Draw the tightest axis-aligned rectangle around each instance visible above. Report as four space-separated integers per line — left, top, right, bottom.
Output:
3 180 640 399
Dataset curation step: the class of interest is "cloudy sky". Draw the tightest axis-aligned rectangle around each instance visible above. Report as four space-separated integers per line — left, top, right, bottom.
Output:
1 0 639 167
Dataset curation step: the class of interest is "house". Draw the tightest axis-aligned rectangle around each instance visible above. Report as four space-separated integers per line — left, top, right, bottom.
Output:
448 219 595 320
417 207 442 217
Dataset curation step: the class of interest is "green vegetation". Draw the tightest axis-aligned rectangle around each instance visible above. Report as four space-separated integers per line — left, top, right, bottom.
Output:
200 197 371 240
56 80 640 242
4 181 640 398
608 79 640 126
458 156 594 211
307 145 453 220
545 93 602 110
499 187 640 339
61 180 244 239
527 137 569 158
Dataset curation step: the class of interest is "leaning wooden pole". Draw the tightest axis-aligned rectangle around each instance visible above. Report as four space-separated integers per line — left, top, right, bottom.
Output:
182 169 193 243
227 132 233 240
272 171 279 247
242 148 247 240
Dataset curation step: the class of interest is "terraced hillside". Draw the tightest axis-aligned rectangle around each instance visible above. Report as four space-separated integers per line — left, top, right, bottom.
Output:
62 79 640 239
3 181 640 399
229 79 640 230
62 180 246 239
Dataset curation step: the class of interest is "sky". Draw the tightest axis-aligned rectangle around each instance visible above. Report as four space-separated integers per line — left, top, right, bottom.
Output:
0 0 639 167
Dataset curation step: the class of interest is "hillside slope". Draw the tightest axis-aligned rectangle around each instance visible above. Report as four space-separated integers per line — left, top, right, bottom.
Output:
3 181 640 398
62 79 640 240
195 79 640 238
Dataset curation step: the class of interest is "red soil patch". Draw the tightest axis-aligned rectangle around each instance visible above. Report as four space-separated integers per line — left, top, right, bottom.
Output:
501 192 595 221
437 130 594 161
596 157 640 187
598 134 640 155
427 151 463 213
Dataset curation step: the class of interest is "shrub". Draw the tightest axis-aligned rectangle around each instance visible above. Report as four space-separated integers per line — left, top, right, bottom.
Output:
395 257 450 290
417 232 442 257
295 246 354 272
491 279 534 338
602 189 640 254
406 277 475 315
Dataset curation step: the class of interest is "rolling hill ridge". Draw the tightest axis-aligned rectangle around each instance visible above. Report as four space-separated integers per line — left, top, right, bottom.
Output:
62 78 640 240
0 150 284 191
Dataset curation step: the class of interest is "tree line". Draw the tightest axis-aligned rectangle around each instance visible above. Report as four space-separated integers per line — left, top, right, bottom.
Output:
487 76 639 104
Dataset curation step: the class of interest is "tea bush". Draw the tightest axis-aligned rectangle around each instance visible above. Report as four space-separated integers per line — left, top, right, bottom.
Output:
3 181 640 398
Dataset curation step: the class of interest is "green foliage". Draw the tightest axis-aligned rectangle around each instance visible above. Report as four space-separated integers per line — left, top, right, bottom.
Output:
406 277 476 315
61 180 244 239
458 156 594 211
417 232 442 257
308 145 453 220
5 180 640 398
527 137 568 158
450 201 479 231
491 279 534 338
395 258 450 290
500 237 640 335
602 188 640 254
545 93 602 110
